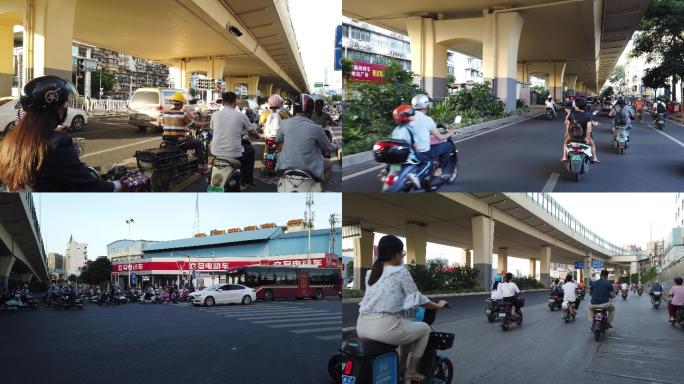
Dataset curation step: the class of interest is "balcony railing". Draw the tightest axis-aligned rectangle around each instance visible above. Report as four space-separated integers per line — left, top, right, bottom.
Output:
523 193 631 256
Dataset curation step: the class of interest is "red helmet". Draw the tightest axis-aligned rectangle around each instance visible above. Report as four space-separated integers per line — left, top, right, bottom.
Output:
392 104 415 124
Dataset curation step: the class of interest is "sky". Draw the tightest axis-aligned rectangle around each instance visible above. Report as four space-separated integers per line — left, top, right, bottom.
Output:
288 0 342 91
34 193 341 259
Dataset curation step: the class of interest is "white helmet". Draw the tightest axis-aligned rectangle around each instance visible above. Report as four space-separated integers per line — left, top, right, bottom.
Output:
411 94 430 110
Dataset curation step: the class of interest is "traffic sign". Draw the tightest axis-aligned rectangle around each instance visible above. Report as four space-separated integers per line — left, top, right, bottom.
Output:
314 82 325 88
335 25 343 48
574 261 584 269
334 47 343 71
131 273 137 285
592 260 604 269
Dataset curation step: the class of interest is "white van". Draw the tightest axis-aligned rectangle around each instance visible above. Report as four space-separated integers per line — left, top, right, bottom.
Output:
128 87 189 131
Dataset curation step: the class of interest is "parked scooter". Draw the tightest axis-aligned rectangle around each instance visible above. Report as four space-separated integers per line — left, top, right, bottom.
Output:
333 306 454 384
375 118 461 192
59 293 84 310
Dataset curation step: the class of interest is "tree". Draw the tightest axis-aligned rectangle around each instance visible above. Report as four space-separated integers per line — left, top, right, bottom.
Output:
631 0 684 104
90 70 116 98
80 257 113 285
600 86 614 98
608 65 626 92
68 274 78 283
345 261 354 282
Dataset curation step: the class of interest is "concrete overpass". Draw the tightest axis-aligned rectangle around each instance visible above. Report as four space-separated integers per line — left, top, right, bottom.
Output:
343 192 636 290
0 193 49 290
342 0 650 110
0 0 308 99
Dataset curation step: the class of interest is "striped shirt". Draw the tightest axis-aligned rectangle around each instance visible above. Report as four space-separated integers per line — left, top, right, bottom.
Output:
162 110 189 137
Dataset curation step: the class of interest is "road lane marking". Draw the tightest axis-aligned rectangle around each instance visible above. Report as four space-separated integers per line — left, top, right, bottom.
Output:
75 126 130 135
290 327 341 334
650 127 684 148
268 321 341 328
317 335 341 341
342 164 385 182
235 311 334 320
342 113 544 181
218 309 317 316
542 173 560 192
81 137 160 159
252 315 341 324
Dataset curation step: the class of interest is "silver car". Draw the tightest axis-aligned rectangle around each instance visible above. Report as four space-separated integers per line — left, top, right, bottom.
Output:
128 87 188 131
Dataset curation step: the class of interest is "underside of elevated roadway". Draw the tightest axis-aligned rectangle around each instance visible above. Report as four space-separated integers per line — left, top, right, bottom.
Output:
342 0 649 93
343 193 625 265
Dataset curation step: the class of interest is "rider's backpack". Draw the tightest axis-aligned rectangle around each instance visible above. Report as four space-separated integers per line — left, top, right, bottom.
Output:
614 105 628 126
656 102 666 114
568 113 584 140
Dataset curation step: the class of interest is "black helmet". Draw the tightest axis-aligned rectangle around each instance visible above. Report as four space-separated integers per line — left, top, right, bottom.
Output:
20 75 77 113
293 94 314 115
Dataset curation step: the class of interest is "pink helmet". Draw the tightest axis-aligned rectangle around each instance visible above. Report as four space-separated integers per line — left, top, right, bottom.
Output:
268 94 283 108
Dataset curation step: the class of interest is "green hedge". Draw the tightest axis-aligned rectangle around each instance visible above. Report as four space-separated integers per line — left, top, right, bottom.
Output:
407 262 479 293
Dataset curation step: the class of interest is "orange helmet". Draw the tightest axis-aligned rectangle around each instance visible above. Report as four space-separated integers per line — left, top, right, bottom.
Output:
392 104 415 124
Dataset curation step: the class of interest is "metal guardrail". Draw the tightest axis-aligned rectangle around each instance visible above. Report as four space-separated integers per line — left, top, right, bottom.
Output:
524 193 632 256
70 98 129 116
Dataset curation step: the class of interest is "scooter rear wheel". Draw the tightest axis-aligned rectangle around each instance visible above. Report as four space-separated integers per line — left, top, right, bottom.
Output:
434 358 454 384
327 354 342 382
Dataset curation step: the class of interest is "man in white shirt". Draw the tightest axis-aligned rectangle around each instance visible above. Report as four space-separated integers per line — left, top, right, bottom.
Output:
545 96 557 116
210 92 260 187
562 275 579 315
410 94 456 178
497 272 522 316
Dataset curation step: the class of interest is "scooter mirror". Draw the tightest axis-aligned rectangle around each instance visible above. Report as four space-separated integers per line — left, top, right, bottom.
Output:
454 115 462 124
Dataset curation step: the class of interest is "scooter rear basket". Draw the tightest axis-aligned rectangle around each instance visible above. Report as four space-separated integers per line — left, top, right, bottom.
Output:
429 332 454 350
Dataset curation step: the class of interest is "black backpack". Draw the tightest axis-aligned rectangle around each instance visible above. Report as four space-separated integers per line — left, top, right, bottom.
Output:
614 105 628 126
656 102 666 113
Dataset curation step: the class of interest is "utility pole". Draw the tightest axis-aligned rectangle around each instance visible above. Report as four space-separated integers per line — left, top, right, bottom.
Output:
126 219 134 289
304 193 314 265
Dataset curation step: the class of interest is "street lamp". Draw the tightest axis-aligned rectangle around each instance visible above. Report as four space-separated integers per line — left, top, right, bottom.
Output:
126 218 134 289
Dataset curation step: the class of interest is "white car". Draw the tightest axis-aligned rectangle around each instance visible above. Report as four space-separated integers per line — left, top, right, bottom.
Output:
191 283 256 306
0 97 88 139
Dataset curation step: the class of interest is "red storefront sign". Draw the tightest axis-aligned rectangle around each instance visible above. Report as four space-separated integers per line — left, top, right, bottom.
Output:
349 61 386 83
113 257 338 273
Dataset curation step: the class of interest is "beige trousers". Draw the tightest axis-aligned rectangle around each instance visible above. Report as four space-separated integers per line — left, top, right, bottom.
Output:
357 313 431 358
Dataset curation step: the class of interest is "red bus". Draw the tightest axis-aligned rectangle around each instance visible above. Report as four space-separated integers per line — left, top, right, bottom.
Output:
227 265 341 301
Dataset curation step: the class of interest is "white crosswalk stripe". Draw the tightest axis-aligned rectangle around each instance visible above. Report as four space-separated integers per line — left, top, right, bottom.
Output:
194 303 340 341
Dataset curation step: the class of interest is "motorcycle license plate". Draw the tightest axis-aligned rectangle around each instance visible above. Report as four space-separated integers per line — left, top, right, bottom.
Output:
498 312 506 318
389 164 401 172
548 299 556 303
570 154 582 161
341 376 356 384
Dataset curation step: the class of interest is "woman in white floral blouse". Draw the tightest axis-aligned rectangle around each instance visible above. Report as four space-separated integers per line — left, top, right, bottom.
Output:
357 234 448 382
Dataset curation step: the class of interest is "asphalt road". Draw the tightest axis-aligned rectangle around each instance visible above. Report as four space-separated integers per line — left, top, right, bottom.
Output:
343 111 684 191
0 297 341 384
71 116 342 192
342 290 684 383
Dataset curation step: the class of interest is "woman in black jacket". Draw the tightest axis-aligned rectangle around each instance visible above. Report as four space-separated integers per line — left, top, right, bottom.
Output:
0 76 121 191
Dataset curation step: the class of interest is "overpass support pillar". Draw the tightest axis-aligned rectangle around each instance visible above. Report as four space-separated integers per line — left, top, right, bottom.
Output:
564 75 577 97
583 254 592 285
21 0 78 83
483 11 524 112
529 258 537 279
259 83 274 98
548 62 566 102
0 255 15 291
16 272 33 284
405 17 449 99
406 222 427 267
247 76 260 99
497 247 508 275
169 61 189 90
472 216 494 290
352 229 374 291
0 22 13 96
540 246 551 287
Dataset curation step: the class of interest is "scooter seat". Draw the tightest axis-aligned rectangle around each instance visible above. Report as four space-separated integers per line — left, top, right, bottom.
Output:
342 338 397 357
213 157 241 168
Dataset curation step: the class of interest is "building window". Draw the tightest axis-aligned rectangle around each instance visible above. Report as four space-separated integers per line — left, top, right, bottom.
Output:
350 27 371 42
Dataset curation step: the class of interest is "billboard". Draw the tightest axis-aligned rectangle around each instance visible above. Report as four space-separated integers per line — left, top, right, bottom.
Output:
349 61 386 83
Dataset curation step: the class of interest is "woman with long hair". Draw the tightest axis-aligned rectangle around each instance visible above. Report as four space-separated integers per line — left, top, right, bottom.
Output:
0 76 121 191
356 234 447 382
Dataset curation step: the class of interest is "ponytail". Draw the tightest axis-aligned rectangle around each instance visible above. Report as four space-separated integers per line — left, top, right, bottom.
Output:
368 234 404 286
367 258 384 286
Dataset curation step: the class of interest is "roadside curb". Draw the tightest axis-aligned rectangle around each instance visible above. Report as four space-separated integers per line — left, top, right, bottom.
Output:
342 108 545 172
